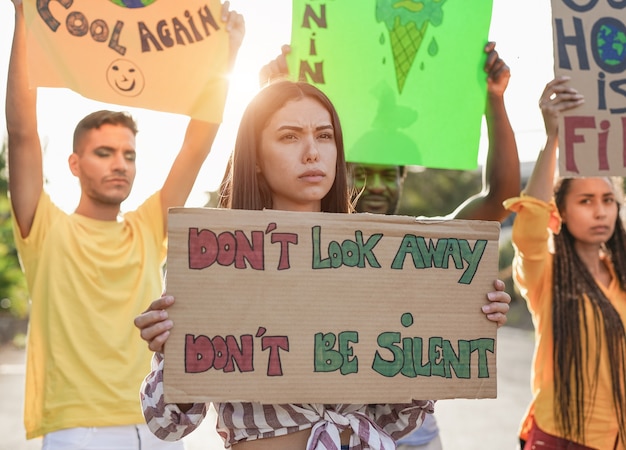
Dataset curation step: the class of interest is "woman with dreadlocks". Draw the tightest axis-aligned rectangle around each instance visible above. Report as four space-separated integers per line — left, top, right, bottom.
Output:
505 76 626 450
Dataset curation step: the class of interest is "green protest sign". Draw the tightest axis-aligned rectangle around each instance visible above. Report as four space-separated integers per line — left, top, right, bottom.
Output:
289 0 493 170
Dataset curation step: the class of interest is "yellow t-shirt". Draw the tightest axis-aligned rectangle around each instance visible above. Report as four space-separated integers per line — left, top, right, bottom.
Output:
12 192 167 439
505 195 626 450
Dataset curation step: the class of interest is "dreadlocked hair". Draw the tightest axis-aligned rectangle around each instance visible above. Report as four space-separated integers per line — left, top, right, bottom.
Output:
551 177 626 446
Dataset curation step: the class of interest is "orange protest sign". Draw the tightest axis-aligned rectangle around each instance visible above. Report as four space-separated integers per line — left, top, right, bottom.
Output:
23 0 230 122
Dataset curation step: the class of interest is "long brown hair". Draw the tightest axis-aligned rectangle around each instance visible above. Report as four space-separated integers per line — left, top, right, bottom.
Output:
218 81 352 213
551 177 626 445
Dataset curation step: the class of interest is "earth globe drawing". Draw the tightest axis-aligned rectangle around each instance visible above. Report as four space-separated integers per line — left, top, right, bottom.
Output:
592 17 626 73
109 0 156 8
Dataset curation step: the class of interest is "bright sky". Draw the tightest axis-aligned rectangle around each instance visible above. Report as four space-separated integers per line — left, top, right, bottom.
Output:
0 0 554 213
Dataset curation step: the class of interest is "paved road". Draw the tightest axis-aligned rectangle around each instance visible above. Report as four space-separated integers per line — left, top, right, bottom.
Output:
0 326 534 450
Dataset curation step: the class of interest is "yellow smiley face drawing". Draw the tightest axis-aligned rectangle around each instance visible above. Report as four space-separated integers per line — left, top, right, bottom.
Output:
106 59 145 97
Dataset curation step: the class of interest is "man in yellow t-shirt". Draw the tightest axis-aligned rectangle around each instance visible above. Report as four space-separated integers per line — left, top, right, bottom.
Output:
5 1 244 447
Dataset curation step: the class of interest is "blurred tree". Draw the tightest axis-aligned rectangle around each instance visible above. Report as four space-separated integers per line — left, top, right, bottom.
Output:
397 166 482 217
0 139 29 318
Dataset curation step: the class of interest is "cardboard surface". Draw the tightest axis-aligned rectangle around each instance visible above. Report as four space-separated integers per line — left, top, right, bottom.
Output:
551 1 626 176
163 208 500 404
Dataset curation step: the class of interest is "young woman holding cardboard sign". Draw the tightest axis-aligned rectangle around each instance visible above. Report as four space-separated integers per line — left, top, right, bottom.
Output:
134 79 512 450
505 77 626 450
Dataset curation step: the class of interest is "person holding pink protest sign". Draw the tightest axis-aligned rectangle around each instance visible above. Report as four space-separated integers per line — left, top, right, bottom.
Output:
505 77 626 450
134 74 512 449
5 0 244 447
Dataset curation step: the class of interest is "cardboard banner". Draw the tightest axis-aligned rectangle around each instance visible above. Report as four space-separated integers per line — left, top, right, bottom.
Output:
163 208 500 404
23 0 229 122
288 1 493 170
551 0 626 176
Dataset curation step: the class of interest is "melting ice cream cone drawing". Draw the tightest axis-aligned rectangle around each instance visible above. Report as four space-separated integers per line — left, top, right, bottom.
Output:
376 0 447 94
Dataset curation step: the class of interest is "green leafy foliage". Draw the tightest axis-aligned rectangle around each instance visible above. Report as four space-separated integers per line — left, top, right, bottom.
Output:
0 140 29 318
397 166 482 217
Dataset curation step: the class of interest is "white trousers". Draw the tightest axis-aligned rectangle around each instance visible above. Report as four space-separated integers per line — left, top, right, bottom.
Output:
397 434 444 450
42 424 185 450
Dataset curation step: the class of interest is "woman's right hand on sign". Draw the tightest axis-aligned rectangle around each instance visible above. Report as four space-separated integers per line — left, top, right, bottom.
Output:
134 295 175 353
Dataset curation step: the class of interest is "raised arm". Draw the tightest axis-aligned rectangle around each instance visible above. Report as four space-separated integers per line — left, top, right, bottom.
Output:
524 77 584 201
258 44 291 87
6 0 44 238
159 1 245 229
452 42 520 221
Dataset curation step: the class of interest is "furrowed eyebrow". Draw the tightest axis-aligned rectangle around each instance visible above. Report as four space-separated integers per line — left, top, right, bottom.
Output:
276 124 333 132
93 146 136 154
576 193 612 198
